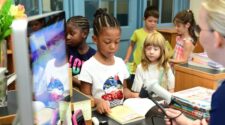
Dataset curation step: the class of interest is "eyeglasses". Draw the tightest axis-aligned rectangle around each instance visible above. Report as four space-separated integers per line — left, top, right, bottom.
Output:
194 25 214 37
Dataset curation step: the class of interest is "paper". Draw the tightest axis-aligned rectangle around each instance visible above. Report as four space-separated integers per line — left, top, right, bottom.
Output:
123 98 155 116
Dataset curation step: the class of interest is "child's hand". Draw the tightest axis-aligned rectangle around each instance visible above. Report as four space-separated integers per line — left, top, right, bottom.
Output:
96 99 111 114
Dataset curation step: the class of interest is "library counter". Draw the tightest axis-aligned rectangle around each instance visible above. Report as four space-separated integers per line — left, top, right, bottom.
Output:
174 63 225 91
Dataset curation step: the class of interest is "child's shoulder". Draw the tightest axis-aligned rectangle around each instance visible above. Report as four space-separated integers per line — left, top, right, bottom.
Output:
183 37 195 45
114 56 125 63
134 28 145 33
87 46 96 54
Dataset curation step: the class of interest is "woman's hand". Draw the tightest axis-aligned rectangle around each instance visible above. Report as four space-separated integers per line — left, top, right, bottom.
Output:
164 108 200 125
96 99 111 114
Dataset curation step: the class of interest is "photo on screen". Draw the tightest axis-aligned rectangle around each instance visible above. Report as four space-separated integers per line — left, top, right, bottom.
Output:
27 11 70 125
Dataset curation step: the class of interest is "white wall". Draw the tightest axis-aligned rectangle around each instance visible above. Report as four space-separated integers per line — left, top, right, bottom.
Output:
190 0 204 24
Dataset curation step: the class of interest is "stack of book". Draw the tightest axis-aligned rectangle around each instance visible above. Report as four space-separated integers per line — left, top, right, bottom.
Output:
170 87 214 120
188 52 225 71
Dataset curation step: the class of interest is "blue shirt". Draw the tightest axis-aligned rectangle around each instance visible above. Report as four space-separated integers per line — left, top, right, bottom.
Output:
210 80 225 125
68 46 96 76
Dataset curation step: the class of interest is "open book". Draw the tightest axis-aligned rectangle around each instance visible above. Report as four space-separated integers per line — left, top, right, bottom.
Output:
107 98 155 124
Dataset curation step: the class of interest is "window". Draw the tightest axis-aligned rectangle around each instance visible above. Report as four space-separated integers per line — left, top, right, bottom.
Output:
146 0 189 27
147 0 173 25
85 0 129 27
14 0 63 16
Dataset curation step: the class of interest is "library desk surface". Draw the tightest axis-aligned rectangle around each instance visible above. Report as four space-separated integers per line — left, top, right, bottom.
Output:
0 90 166 125
174 63 225 91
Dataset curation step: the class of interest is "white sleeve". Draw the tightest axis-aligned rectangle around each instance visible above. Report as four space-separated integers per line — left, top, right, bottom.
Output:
122 60 130 80
131 65 144 92
167 68 175 89
78 62 93 84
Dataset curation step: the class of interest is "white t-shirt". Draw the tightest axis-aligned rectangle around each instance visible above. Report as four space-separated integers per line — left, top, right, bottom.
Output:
79 56 130 107
34 58 69 107
132 63 175 92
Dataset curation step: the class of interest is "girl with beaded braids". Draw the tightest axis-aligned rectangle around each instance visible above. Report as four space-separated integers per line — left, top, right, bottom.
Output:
170 9 197 65
66 16 96 88
79 8 138 114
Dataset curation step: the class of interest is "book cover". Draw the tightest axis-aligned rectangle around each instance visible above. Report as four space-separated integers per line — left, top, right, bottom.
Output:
172 86 214 111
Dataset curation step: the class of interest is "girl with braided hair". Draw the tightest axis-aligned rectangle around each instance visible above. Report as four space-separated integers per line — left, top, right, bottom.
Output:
79 8 138 114
66 16 96 88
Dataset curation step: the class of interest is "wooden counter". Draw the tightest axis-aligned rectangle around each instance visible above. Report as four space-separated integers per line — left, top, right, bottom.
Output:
174 64 225 91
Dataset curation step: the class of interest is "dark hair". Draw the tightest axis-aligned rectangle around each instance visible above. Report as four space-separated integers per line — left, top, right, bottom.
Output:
67 16 90 34
144 6 159 19
93 8 120 36
173 10 197 44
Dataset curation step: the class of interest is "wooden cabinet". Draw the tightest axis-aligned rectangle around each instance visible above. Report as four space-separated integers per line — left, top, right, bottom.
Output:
158 28 177 48
174 64 225 91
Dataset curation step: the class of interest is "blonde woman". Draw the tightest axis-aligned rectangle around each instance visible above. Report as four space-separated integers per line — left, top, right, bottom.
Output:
164 0 225 125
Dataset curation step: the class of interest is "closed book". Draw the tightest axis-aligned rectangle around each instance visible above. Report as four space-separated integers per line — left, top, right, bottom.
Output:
172 86 214 111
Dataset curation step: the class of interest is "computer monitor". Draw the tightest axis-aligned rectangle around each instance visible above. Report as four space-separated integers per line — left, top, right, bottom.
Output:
12 11 70 125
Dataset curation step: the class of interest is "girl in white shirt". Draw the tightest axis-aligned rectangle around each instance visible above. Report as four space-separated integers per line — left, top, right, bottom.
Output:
132 32 175 96
79 8 137 114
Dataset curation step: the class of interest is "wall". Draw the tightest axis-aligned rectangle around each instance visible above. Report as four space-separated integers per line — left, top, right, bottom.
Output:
190 0 204 24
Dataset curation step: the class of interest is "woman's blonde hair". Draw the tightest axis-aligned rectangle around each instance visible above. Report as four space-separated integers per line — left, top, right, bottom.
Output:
141 32 170 72
202 0 225 36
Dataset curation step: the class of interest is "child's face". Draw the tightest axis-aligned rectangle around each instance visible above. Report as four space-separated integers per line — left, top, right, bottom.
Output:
30 21 44 31
174 22 189 36
66 24 85 47
145 45 161 64
144 16 158 31
93 28 121 59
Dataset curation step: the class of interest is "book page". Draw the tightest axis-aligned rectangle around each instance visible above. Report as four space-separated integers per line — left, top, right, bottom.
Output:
123 98 155 116
107 105 144 124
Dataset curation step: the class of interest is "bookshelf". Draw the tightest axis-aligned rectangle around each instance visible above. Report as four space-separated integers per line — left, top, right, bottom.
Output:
6 36 15 90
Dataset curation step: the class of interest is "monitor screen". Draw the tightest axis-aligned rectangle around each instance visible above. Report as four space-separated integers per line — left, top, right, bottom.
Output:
12 11 71 124
28 11 70 124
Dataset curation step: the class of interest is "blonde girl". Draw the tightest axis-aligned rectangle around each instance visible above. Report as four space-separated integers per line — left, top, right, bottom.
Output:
132 32 175 97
